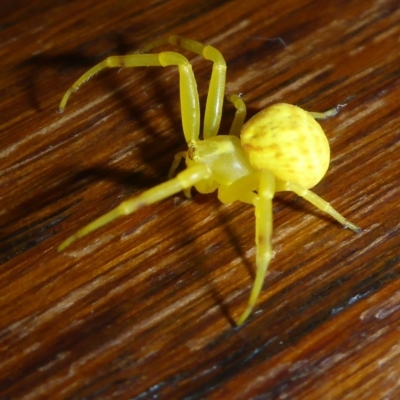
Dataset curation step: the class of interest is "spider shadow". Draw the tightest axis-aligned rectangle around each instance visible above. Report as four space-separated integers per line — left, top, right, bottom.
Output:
17 33 186 170
214 201 255 279
0 164 152 265
15 29 150 109
164 206 238 328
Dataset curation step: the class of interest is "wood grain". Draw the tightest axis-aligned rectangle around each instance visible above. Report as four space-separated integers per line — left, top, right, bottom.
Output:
0 0 399 398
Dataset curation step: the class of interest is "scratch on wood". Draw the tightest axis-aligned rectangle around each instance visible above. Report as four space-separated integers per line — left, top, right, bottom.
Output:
360 290 400 321
373 18 400 43
258 65 333 107
335 98 388 132
61 234 115 257
208 19 250 46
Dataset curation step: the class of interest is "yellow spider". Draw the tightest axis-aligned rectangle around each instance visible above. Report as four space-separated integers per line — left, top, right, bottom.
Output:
58 35 361 326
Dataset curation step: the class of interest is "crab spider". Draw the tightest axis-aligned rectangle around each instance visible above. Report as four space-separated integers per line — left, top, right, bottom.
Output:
58 35 361 326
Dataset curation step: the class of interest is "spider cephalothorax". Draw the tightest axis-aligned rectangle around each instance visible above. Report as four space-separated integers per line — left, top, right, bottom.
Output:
58 35 360 325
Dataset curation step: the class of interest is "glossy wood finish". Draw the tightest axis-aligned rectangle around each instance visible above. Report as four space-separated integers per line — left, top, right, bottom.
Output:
1 0 399 398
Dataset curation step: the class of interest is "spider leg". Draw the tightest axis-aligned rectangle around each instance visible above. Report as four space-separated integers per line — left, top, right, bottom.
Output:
286 182 361 233
217 171 259 205
58 164 211 252
157 35 227 139
225 94 247 137
59 52 200 142
309 107 338 120
236 170 275 326
168 151 186 178
168 151 192 198
200 42 226 139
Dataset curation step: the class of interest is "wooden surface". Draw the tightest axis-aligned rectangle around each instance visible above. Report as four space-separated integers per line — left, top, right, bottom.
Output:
1 0 399 398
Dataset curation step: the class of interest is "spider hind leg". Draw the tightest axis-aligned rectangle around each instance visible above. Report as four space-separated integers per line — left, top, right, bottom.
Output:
287 182 361 233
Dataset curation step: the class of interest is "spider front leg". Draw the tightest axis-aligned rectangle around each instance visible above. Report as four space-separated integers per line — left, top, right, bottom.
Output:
169 36 227 138
59 51 201 143
140 35 228 138
58 165 211 251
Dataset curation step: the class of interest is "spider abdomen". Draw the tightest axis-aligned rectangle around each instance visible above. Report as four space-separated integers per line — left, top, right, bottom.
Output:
240 103 330 189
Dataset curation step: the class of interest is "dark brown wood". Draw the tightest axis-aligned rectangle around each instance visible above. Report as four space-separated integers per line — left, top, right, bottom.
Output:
0 0 399 398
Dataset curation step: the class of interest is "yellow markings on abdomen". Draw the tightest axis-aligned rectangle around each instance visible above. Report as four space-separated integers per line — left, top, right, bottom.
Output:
240 103 330 189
